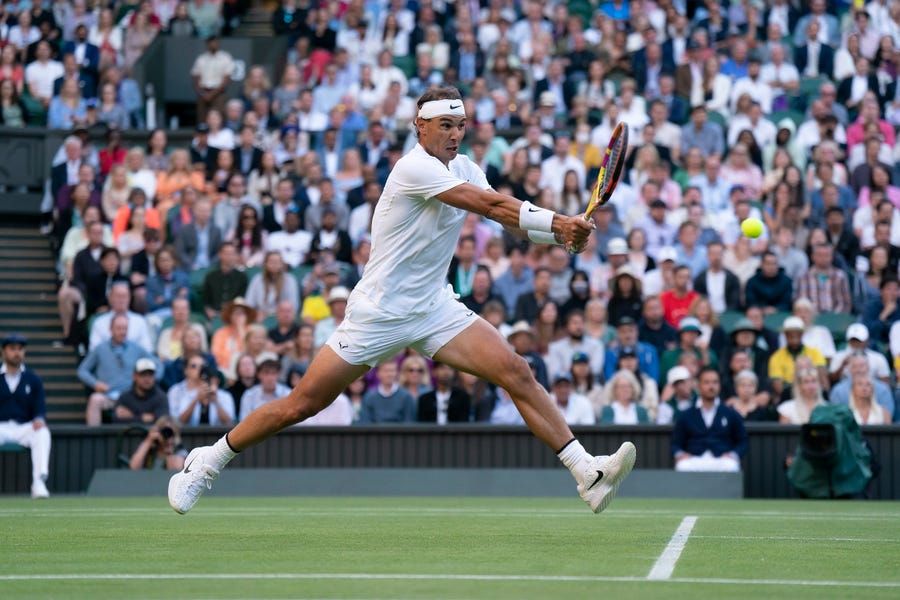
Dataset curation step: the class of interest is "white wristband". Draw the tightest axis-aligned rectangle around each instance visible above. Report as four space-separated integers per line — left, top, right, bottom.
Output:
519 201 555 233
528 230 559 245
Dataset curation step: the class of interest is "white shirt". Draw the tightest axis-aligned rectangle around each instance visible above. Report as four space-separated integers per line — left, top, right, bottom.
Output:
545 337 605 382
539 154 586 194
298 392 354 425
697 397 721 429
191 50 235 89
705 270 727 313
553 392 596 425
354 144 488 315
239 382 292 422
297 109 328 133
266 229 313 269
760 62 799 98
829 348 891 380
805 41 821 77
609 401 640 425
850 74 869 105
24 60 65 100
729 77 773 114
89 311 153 352
1 363 23 394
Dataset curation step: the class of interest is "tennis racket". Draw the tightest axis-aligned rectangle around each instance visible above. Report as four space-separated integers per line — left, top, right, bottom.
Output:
583 122 628 222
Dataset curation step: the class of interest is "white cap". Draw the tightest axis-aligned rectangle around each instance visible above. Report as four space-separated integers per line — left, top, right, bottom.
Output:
666 365 691 385
255 352 281 367
607 237 628 255
846 323 869 342
657 246 678 263
782 316 806 332
328 286 350 303
134 358 157 373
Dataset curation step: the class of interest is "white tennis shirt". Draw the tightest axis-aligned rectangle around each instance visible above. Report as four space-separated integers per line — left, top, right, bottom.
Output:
353 143 490 315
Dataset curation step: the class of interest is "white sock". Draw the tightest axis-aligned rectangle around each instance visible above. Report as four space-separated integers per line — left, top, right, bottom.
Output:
557 439 592 484
208 435 238 470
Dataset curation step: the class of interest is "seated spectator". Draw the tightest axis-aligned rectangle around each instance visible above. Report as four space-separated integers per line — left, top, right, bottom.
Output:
160 328 216 390
659 266 698 328
89 282 153 352
829 353 896 421
116 205 148 274
397 354 433 403
267 300 299 357
606 266 643 328
788 298 837 361
863 277 900 348
660 317 718 386
600 370 650 425
604 316 660 382
213 174 260 237
201 242 248 321
82 247 127 317
672 367 748 472
80 314 160 425
279 323 315 382
0 77 29 127
778 367 827 425
506 321 550 391
128 415 187 471
245 251 300 322
688 296 727 359
175 197 222 271
129 228 163 314
745 251 794 313
157 298 207 362
727 370 777 422
155 149 206 220
239 354 291 422
313 286 348 350
830 324 891 385
692 241 741 314
113 358 169 425
549 373 595 426
266 207 312 268
415 362 470 424
0 334 51 498
358 360 416 424
768 316 829 402
657 365 697 426
847 374 892 425
145 246 190 319
24 41 64 110
231 203 267 268
795 244 852 314
546 310 604 381
211 297 254 372
95 81 129 129
47 76 89 129
57 220 106 344
169 360 235 426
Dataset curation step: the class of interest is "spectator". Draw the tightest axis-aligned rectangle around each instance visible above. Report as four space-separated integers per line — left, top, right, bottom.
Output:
599 369 650 425
123 11 158 72
89 282 153 352
680 105 724 159
358 360 416 424
128 415 187 470
692 241 741 313
160 328 216 390
863 277 900 347
660 316 718 385
245 251 299 322
830 324 891 385
210 298 254 376
550 373 595 426
169 360 235 426
280 322 314 381
657 365 696 426
156 297 207 362
777 367 827 425
174 197 222 271
604 316 660 382
239 354 291 422
0 334 51 498
417 362 470 424
672 367 748 472
313 286 348 350
80 314 160 425
546 310 604 381
24 40 63 110
847 374 892 425
113 358 169 425
745 251 794 313
659 265 698 328
266 207 312 269
200 242 248 320
191 33 233 121
768 316 829 402
830 353 895 420
47 77 88 129
795 244 852 314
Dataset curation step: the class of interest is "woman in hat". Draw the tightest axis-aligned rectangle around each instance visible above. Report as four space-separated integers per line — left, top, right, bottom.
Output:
211 298 256 373
245 252 299 322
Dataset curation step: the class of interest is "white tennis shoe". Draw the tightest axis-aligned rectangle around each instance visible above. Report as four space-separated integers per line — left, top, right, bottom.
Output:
577 441 636 513
168 447 219 514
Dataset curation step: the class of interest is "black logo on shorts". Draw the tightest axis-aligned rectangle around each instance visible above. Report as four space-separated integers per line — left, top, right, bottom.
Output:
338 341 348 350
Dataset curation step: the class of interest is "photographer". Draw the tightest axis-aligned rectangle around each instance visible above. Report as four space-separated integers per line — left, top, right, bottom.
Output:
129 416 187 471
167 353 236 426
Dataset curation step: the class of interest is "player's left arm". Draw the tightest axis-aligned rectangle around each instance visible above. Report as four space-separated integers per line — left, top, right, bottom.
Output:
435 183 592 248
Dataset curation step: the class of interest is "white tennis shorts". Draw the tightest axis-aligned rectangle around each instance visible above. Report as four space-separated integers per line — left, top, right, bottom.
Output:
326 285 479 367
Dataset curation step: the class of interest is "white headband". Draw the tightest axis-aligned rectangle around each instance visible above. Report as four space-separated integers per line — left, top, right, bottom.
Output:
418 99 466 120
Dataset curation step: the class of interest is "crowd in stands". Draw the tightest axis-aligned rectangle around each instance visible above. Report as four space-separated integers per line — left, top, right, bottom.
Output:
11 0 900 441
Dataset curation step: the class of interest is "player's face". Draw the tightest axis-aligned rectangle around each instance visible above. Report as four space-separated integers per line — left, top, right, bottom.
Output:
418 115 466 165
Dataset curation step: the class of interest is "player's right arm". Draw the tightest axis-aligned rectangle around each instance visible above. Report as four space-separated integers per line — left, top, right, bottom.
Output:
435 183 593 250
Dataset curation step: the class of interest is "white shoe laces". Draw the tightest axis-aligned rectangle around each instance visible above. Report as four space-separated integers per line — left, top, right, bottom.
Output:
185 465 219 495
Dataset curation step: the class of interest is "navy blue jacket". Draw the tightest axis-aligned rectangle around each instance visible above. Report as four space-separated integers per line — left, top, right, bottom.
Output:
671 401 748 459
0 368 46 423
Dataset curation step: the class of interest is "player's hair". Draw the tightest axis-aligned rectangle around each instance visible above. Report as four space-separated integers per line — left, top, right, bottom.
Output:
416 86 463 111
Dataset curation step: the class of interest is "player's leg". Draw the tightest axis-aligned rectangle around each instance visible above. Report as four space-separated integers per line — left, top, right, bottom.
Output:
432 318 635 513
168 345 368 514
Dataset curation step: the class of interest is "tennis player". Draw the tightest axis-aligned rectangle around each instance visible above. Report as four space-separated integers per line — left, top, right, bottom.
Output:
169 87 635 514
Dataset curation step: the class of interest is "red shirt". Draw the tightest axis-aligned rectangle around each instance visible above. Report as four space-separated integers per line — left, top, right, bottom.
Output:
659 290 698 328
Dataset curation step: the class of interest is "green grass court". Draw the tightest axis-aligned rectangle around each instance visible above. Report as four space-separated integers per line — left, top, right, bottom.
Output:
1 497 899 599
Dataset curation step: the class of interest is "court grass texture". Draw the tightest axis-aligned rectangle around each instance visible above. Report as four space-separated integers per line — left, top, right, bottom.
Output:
1 497 899 599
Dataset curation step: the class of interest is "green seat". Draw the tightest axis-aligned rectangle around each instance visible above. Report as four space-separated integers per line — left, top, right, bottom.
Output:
768 110 805 129
263 315 278 331
292 265 313 290
814 313 858 347
719 310 746 335
799 76 827 98
763 311 792 333
209 315 225 335
392 55 417 79
244 266 261 283
159 312 208 331
189 267 210 312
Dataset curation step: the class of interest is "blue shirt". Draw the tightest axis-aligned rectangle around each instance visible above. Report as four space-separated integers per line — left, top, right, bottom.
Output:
195 225 211 269
829 379 895 421
604 342 660 382
493 266 535 316
77 341 160 396
674 243 709 277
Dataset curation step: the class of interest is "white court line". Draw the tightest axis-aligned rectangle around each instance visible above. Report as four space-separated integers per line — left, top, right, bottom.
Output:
1 573 899 589
692 535 899 543
647 516 698 580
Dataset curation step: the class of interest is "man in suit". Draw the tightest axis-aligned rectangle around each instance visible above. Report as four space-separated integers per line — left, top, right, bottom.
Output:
794 19 834 80
233 124 263 177
61 24 100 77
792 0 840 49
532 59 576 114
189 123 219 177
838 57 885 118
450 28 484 85
658 75 688 125
692 241 741 313
674 39 703 101
174 197 222 272
0 334 51 498
672 367 748 472
357 121 389 170
53 52 97 100
50 136 83 204
632 42 674 98
262 178 299 233
417 362 471 423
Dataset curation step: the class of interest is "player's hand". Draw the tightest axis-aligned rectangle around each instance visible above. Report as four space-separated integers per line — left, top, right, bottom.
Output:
553 214 594 254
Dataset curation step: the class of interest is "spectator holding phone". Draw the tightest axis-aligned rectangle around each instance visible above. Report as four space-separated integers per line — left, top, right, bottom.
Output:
129 416 187 470
167 356 235 426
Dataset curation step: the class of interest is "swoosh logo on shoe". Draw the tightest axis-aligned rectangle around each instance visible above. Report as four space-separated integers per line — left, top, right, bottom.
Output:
449 103 461 110
587 469 605 490
183 457 197 474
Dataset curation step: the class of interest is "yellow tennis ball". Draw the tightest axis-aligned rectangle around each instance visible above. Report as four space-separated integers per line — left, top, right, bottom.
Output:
741 217 764 239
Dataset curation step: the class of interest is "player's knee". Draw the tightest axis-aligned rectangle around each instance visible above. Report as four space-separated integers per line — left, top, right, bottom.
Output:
282 394 320 424
497 353 535 392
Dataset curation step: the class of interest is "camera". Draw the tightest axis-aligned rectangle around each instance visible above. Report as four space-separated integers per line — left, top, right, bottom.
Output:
159 426 175 440
199 365 217 384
